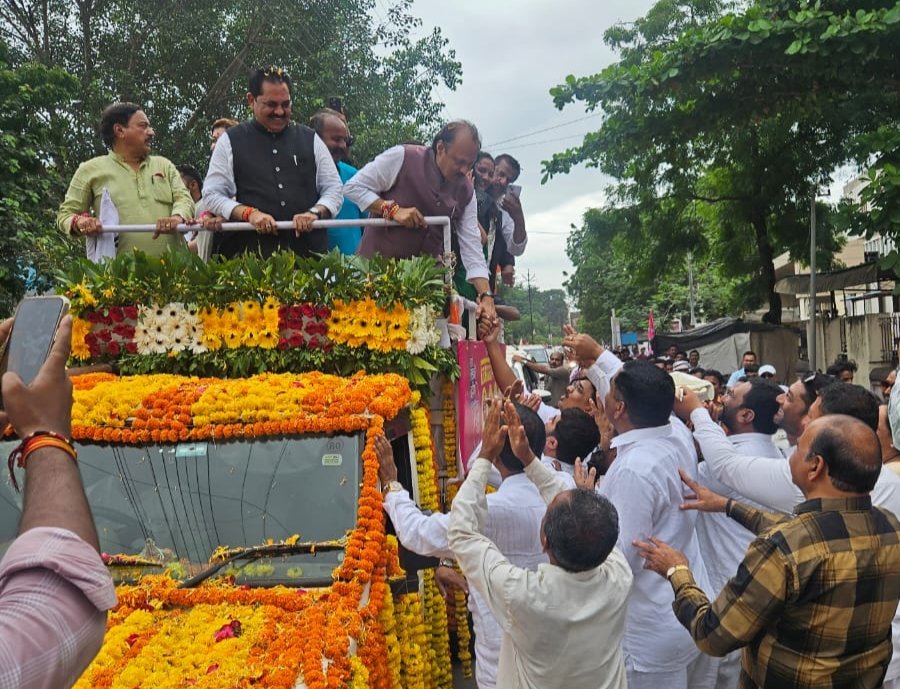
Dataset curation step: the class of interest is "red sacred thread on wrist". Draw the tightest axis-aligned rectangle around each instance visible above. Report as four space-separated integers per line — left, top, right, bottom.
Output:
241 206 256 222
381 201 398 221
7 431 77 492
70 212 90 233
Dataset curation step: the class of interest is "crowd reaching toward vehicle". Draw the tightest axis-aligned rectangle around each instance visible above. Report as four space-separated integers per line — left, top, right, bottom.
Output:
4 64 900 689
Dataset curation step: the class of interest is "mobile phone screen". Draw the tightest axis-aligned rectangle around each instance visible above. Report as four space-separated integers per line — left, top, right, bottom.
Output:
0 297 69 405
507 184 522 199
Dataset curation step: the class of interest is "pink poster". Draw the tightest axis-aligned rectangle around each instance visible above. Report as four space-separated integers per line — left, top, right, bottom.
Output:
455 340 503 471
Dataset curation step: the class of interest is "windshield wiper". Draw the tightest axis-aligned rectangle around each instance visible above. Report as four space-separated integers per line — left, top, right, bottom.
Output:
179 539 346 588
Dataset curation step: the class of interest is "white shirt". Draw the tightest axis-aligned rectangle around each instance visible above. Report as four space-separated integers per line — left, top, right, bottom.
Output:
200 126 343 220
689 407 900 516
689 406 900 681
448 457 632 689
497 206 527 257
695 433 784 594
383 472 547 689
601 421 711 672
342 145 489 281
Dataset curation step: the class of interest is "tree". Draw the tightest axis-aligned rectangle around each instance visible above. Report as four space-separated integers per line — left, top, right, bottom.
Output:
0 41 79 315
500 286 570 345
0 0 462 174
543 0 899 323
564 207 745 342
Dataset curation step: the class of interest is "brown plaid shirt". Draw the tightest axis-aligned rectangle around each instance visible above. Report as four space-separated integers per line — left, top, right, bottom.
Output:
669 495 900 689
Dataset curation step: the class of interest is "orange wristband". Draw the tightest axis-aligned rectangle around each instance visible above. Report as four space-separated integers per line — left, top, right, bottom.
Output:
7 431 77 492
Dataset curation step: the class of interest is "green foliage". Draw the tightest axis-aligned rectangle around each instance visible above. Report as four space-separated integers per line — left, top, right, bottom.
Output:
500 286 570 344
59 248 448 313
543 0 899 323
564 208 746 342
0 0 461 174
0 42 79 315
57 249 457 388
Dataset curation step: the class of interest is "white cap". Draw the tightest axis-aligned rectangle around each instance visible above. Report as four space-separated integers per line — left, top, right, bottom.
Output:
672 360 691 372
759 364 776 376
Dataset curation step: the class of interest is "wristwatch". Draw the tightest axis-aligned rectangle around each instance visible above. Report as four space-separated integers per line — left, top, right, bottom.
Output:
477 291 495 302
666 564 690 579
383 480 404 494
438 558 455 569
308 207 323 218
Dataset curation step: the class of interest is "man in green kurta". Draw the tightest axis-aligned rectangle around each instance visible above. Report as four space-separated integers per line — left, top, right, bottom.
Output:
57 102 194 258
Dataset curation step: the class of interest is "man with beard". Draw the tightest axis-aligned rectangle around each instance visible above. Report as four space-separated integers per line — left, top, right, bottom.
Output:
487 154 527 284
201 67 343 258
57 102 195 258
694 378 784 689
309 108 364 254
344 120 498 326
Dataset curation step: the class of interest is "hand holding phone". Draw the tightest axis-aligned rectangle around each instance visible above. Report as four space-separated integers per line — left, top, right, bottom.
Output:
506 184 522 199
0 296 70 410
0 312 73 439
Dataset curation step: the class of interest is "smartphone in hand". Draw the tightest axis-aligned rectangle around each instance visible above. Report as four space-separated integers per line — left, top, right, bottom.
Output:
0 296 70 408
506 184 522 199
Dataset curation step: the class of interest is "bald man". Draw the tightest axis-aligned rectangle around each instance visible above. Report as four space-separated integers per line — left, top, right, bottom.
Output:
637 415 900 689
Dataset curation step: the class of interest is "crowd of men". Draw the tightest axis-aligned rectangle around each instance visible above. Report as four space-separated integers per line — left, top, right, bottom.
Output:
4 64 900 689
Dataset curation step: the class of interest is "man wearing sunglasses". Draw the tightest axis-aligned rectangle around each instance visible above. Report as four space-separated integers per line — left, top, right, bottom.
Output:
201 67 343 258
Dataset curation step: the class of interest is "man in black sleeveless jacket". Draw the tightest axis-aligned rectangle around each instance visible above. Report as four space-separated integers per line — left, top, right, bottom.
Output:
201 67 343 258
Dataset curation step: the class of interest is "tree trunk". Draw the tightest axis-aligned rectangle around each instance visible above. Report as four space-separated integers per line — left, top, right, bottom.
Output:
749 128 782 324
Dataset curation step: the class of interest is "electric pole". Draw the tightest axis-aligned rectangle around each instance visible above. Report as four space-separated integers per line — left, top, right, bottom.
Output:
525 270 536 342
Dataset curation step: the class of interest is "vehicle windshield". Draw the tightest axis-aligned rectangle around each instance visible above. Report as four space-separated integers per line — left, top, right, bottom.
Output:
0 434 363 585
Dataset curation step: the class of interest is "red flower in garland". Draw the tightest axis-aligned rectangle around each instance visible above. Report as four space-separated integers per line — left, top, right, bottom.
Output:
123 305 139 320
214 619 242 642
109 306 125 323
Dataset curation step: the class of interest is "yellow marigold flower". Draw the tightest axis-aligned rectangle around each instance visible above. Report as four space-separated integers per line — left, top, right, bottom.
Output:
70 317 92 360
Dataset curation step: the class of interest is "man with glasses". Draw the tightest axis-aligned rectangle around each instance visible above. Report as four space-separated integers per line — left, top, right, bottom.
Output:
201 67 342 258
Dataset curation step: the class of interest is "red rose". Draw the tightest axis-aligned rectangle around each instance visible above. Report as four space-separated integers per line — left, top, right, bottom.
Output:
107 341 121 356
277 337 290 350
109 306 125 323
289 332 303 347
125 342 138 354
97 329 112 342
300 303 315 318
86 310 101 323
123 305 139 320
316 305 331 319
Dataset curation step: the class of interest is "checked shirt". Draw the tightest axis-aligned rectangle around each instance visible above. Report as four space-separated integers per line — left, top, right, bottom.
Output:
668 496 900 689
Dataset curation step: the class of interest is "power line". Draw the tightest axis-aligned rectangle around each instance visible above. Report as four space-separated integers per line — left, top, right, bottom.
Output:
493 133 588 152
485 113 601 148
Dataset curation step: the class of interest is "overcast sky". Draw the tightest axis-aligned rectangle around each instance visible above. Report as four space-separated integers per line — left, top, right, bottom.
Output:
410 0 657 290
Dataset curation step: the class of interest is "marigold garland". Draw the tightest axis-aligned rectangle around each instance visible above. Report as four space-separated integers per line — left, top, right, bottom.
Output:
52 367 457 688
27 371 412 444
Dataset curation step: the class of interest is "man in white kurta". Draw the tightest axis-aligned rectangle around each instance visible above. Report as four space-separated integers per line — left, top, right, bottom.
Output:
601 360 717 689
694 379 785 689
375 407 548 689
447 403 631 689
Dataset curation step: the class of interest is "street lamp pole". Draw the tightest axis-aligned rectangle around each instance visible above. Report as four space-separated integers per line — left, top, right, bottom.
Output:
809 191 817 371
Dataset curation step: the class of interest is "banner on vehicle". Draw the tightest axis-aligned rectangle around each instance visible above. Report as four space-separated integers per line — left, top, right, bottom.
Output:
455 340 503 471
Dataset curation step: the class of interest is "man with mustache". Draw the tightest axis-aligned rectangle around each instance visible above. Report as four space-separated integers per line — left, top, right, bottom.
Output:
344 120 498 326
57 102 194 258
201 66 343 258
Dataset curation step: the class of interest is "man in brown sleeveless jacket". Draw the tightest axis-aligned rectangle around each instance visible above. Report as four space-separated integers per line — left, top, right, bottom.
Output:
344 121 497 325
